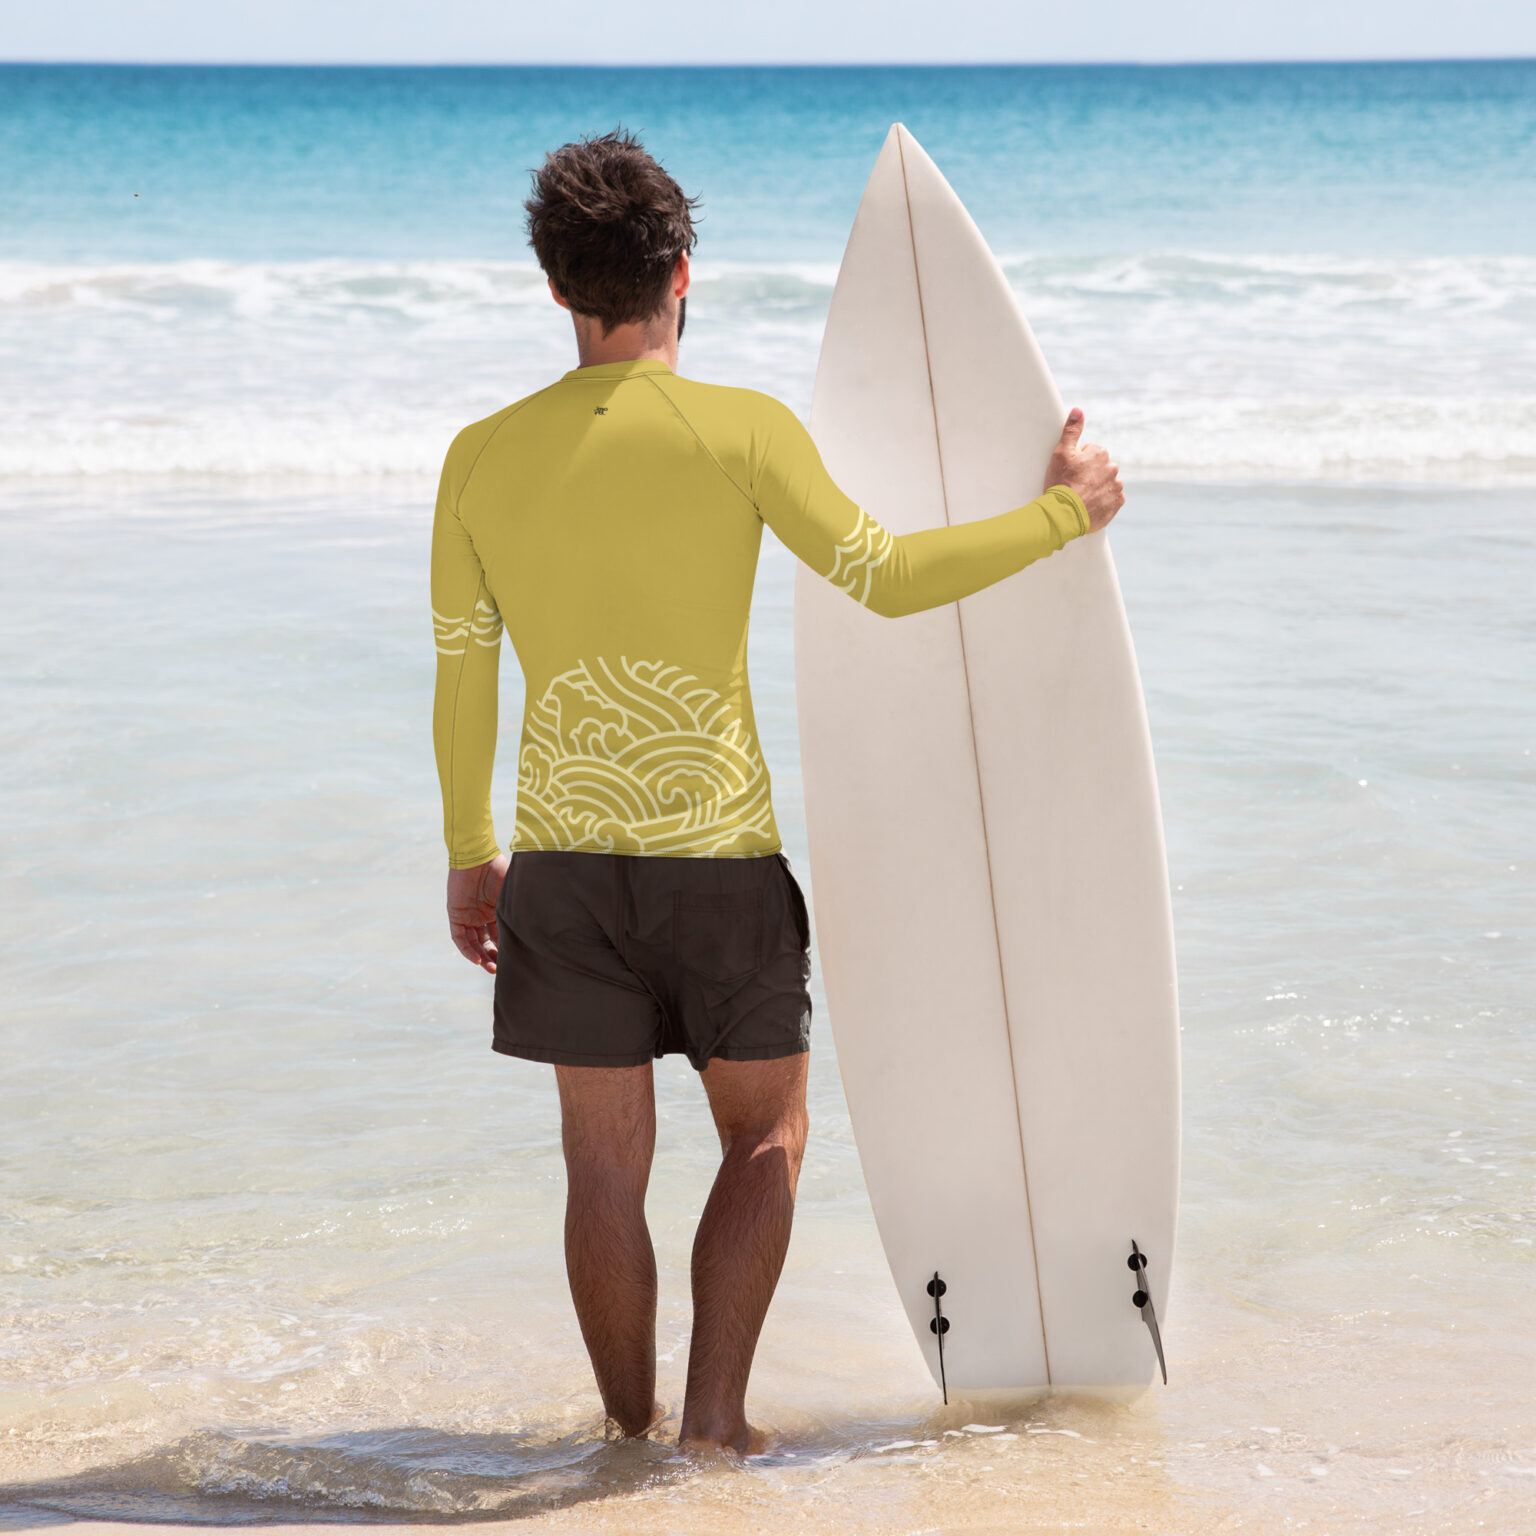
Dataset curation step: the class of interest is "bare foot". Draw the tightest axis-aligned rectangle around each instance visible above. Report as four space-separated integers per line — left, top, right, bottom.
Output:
677 1421 771 1456
606 1400 668 1441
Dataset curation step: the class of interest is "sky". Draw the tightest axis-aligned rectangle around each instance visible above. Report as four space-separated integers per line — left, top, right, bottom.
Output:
4 0 1535 65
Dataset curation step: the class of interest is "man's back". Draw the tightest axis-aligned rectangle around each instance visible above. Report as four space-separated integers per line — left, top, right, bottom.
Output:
433 358 805 861
431 357 1089 867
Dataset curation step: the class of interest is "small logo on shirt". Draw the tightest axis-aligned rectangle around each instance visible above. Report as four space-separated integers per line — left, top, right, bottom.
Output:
592 406 608 415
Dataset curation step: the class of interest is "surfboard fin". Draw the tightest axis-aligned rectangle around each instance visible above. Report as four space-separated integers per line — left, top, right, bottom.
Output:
1128 1240 1167 1384
927 1272 950 1404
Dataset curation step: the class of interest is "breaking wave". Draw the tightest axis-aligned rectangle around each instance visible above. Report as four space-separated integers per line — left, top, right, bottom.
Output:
2 253 1530 486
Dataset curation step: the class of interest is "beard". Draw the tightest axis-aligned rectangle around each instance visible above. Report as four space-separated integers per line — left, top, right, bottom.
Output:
676 294 686 343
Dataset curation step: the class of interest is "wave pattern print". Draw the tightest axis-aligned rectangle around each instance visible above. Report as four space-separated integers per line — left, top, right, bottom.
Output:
824 508 896 606
514 657 776 856
433 600 503 656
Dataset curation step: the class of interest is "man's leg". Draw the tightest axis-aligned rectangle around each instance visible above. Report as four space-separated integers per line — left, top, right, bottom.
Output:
679 1053 810 1453
555 1062 659 1437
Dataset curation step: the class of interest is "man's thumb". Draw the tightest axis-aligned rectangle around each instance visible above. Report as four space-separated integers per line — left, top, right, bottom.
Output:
1058 407 1084 448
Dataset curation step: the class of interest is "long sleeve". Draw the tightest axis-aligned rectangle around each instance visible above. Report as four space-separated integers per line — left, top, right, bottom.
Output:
431 446 504 869
749 396 1089 618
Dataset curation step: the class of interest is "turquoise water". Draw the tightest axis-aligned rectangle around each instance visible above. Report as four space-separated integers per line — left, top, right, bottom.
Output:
5 62 1535 260
2 61 1534 1534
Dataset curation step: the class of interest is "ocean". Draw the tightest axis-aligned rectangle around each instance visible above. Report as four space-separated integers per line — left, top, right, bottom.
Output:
1 60 1533 1534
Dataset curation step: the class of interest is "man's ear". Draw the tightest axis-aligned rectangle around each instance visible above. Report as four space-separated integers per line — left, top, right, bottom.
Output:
674 250 691 300
548 278 570 312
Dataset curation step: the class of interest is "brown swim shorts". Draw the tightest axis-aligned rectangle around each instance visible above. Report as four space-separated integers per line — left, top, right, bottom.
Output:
492 849 813 1071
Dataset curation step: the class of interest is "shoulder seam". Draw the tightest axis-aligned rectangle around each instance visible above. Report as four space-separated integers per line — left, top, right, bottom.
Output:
454 389 550 517
642 375 759 513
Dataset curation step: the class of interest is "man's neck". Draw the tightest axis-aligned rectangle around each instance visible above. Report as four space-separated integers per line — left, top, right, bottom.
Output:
574 337 676 371
571 313 679 373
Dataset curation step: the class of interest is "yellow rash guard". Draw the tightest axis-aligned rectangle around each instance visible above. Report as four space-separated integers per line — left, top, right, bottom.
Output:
431 358 1088 865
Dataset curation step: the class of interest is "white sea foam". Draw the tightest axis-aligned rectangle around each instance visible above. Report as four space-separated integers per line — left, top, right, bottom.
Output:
1 253 1531 485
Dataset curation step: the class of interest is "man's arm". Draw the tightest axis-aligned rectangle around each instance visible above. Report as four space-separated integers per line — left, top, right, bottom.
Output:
750 398 1122 617
431 446 508 971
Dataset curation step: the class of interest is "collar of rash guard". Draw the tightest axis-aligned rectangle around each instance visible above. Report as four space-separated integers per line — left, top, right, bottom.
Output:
560 359 675 381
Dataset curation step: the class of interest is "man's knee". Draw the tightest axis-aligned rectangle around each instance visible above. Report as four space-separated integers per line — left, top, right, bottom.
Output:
564 1133 649 1180
721 1097 809 1170
562 1120 655 1200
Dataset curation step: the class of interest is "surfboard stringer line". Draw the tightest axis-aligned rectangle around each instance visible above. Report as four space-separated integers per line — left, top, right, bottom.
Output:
894 121 1054 1389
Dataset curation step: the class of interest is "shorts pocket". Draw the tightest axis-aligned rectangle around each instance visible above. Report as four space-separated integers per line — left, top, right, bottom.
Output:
776 854 811 953
673 891 763 983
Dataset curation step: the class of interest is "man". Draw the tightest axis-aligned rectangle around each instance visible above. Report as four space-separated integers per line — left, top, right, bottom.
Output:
431 129 1123 1455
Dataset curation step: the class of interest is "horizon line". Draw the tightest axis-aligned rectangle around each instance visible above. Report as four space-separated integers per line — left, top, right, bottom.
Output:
3 54 1534 69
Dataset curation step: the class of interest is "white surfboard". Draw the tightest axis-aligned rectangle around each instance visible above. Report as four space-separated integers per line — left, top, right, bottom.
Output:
794 125 1181 1399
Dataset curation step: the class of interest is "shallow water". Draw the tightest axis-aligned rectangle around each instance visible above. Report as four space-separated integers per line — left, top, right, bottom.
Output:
2 480 1532 1533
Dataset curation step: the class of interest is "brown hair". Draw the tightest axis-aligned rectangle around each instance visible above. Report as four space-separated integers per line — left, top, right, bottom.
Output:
525 128 699 333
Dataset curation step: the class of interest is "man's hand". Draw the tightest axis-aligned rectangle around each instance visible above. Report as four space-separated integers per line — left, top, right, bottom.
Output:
447 854 509 973
1044 408 1124 532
